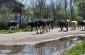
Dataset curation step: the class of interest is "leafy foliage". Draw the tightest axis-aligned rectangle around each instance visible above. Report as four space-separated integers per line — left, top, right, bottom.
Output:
0 0 84 29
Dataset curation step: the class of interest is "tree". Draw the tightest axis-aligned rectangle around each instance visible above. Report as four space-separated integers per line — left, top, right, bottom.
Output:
50 0 57 21
70 0 74 20
78 0 85 19
12 1 25 27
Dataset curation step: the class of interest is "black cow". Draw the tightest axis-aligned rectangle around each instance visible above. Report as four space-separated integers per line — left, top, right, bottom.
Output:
27 19 53 34
45 19 51 32
78 20 85 30
58 20 69 31
38 19 54 34
7 21 19 30
46 19 54 31
27 21 37 31
37 19 48 34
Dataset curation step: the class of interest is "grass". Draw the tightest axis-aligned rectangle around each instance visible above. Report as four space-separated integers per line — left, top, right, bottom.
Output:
63 40 85 55
0 28 31 34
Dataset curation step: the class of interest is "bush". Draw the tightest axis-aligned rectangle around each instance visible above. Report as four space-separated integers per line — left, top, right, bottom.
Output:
75 16 83 21
0 20 8 29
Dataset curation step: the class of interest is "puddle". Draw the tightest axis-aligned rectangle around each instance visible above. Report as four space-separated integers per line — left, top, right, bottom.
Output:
0 34 85 55
0 45 25 54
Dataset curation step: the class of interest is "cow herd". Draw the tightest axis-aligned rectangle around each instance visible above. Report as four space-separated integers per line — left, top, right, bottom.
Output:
7 19 54 34
7 19 85 34
26 19 54 34
58 19 85 31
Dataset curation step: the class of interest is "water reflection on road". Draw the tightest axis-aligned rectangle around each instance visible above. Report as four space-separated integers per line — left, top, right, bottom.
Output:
0 35 85 55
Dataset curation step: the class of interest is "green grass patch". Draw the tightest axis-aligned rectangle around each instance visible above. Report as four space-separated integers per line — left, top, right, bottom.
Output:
63 40 85 55
0 28 31 34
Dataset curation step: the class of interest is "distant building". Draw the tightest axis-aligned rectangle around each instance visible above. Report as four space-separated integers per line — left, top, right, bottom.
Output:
13 14 19 22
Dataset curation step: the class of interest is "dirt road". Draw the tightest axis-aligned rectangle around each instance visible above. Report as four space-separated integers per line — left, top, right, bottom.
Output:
0 28 85 45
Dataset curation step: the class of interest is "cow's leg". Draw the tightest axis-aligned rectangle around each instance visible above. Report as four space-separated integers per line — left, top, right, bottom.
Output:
72 24 73 30
16 26 17 30
81 26 83 30
17 24 19 30
65 26 68 31
35 27 37 31
10 27 11 30
78 25 80 29
78 24 80 29
41 26 43 34
51 24 53 30
73 24 76 30
36 26 38 34
41 27 43 34
29 26 31 31
48 25 51 32
81 26 82 30
75 24 77 30
11 26 14 30
46 24 48 33
45 25 47 33
60 23 63 31
84 25 85 31
31 27 33 31
39 26 42 34
60 25 63 31
79 25 81 30
80 26 82 30
35 26 37 31
73 23 76 30
47 25 49 32
44 26 46 33
71 23 73 30
14 26 16 30
48 24 50 32
83 25 85 30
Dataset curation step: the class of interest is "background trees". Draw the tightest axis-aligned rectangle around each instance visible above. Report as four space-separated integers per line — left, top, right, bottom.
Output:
78 0 85 19
0 0 84 29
